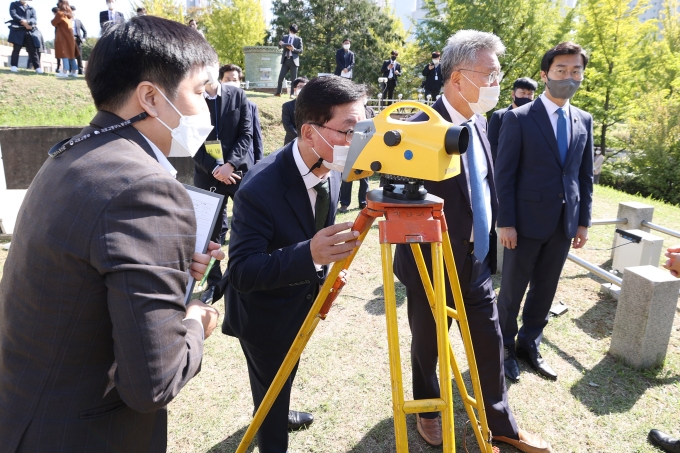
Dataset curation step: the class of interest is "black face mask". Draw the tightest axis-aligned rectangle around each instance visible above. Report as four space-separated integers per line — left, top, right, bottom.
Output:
513 97 532 108
391 56 397 61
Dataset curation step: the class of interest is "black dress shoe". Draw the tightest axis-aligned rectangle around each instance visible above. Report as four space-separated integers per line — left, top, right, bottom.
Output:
517 347 557 380
288 410 314 431
504 345 520 382
200 286 215 304
649 429 680 453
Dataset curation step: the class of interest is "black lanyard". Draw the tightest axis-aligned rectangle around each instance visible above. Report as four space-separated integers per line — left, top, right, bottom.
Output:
214 98 220 137
48 112 148 158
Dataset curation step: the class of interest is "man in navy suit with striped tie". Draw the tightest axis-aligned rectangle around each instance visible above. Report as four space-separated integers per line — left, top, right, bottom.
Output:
496 42 594 383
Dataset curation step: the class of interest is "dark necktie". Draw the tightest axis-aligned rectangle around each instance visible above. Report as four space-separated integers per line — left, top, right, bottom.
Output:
557 107 568 164
314 179 330 233
465 122 489 261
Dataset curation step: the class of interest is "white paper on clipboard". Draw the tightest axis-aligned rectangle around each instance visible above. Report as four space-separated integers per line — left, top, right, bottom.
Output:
340 69 353 79
183 184 224 304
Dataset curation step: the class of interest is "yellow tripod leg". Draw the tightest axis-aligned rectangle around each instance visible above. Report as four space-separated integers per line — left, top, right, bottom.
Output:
235 221 374 453
431 242 455 451
380 242 409 451
410 241 493 453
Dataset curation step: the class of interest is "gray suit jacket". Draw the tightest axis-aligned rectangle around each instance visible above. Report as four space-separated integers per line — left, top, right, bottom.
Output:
0 111 204 452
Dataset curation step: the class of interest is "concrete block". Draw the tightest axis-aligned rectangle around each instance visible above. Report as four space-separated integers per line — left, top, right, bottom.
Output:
610 265 680 369
612 229 664 273
611 202 654 260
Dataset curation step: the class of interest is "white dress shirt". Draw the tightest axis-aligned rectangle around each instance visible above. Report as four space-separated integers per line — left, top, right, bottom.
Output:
441 95 492 240
540 92 571 147
292 139 328 271
139 133 178 178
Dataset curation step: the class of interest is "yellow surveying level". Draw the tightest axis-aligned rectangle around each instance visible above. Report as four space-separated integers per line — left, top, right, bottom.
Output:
235 102 494 453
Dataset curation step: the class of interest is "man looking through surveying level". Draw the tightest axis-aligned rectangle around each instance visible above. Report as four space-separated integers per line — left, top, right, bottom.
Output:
219 76 366 453
393 29 552 453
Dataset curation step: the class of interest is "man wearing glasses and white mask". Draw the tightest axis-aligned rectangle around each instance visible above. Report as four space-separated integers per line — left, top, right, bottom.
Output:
393 30 553 452
496 42 593 384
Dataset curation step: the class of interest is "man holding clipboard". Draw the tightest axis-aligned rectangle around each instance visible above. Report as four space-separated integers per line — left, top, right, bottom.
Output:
193 74 253 304
0 16 221 452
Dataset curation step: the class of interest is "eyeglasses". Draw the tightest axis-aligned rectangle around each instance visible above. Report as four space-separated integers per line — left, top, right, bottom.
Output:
549 68 585 81
311 124 354 143
457 68 504 84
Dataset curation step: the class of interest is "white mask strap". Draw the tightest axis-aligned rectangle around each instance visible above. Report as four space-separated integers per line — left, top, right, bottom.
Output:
154 85 184 118
311 125 334 151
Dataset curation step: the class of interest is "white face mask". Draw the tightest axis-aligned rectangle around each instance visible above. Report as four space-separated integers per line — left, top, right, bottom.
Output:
432 59 439 65
223 81 240 88
107 2 115 11
343 44 350 50
154 86 214 158
311 126 349 173
459 72 500 114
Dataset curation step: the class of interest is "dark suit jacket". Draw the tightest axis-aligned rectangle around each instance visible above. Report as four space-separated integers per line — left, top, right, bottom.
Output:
381 59 401 84
0 111 204 453
282 99 297 145
7 1 37 46
495 97 593 240
193 84 253 187
220 142 340 353
250 101 263 163
279 34 303 66
73 18 87 43
421 63 442 92
487 104 512 161
334 49 355 76
99 10 124 30
394 98 499 292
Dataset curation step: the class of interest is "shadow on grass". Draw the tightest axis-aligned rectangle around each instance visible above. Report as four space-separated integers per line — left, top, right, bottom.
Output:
206 425 255 453
572 292 618 340
364 281 406 315
561 350 680 415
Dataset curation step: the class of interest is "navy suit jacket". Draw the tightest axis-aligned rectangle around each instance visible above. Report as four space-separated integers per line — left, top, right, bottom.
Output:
334 49 355 76
495 96 593 240
193 84 253 187
249 101 263 163
99 10 124 30
487 104 511 162
282 99 297 145
220 142 340 353
394 98 499 293
279 34 303 66
381 60 401 84
8 1 37 46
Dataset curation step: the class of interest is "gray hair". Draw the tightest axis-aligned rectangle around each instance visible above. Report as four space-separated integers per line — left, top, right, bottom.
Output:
440 30 505 84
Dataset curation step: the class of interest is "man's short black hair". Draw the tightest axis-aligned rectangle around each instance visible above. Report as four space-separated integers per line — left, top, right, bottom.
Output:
86 15 216 111
289 23 299 33
137 7 146 13
512 77 538 92
343 38 350 43
291 77 309 90
295 76 367 132
541 41 589 73
391 50 399 56
219 64 243 81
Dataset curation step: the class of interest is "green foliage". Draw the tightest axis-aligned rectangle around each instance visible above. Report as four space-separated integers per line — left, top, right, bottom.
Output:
624 92 680 205
415 0 572 108
203 0 267 68
131 0 185 22
80 38 98 61
269 0 406 92
573 0 658 152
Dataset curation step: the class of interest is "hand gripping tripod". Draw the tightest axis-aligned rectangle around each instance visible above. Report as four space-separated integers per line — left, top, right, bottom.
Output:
234 186 494 453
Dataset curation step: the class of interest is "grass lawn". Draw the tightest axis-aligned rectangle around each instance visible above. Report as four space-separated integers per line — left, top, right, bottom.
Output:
1 69 679 451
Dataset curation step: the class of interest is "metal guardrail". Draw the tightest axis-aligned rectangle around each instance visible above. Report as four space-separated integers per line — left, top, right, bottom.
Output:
567 253 622 286
641 220 680 239
591 218 628 226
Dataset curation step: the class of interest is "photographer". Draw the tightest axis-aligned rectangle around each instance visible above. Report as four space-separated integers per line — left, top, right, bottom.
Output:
421 51 442 100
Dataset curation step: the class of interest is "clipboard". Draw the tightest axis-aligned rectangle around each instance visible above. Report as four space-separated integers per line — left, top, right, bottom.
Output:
183 184 225 304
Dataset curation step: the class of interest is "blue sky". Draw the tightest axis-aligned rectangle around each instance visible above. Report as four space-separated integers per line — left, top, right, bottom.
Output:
1 0 274 41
